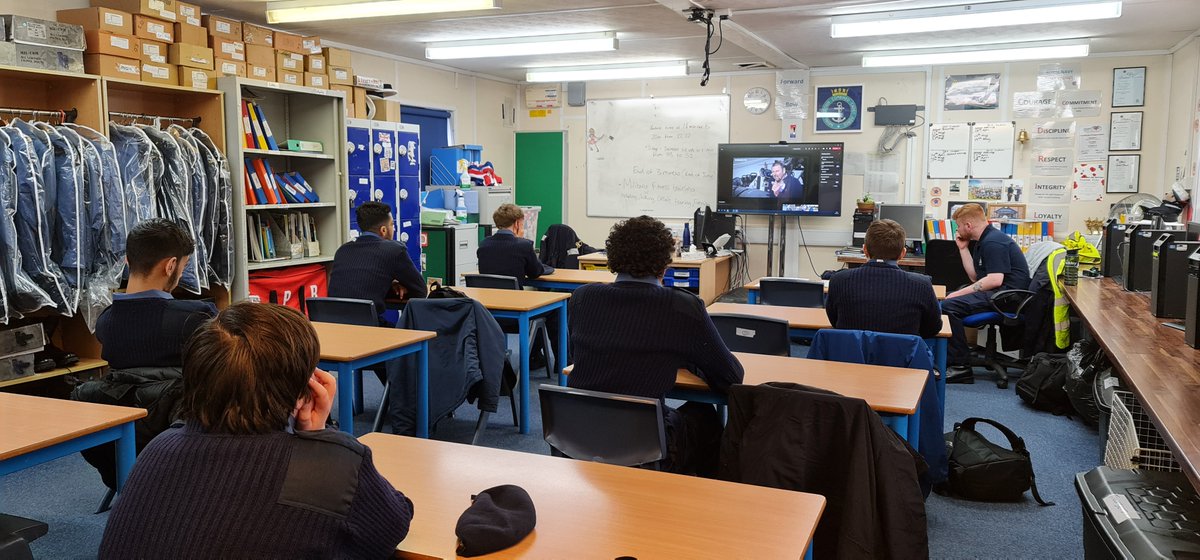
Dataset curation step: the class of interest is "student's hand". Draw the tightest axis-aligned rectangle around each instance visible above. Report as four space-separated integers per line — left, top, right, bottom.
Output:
955 235 970 251
294 368 337 431
391 280 407 300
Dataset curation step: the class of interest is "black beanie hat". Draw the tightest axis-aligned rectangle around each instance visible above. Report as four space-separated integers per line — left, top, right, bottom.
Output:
455 485 537 557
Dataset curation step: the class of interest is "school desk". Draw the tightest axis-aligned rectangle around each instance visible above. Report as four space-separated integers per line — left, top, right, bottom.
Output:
744 278 948 303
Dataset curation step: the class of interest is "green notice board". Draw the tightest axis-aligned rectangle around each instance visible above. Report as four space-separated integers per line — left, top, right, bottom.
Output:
515 131 565 249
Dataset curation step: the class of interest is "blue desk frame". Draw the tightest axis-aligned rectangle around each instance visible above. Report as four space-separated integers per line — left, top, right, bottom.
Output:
487 299 569 434
524 279 587 292
1 422 137 492
319 340 430 437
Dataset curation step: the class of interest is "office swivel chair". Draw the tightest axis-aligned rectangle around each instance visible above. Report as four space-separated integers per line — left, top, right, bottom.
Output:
463 274 556 378
960 290 1037 389
538 384 667 469
0 513 47 560
709 314 790 356
757 278 825 308
306 297 386 428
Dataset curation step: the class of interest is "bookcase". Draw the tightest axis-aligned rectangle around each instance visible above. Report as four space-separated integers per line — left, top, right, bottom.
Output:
219 77 348 302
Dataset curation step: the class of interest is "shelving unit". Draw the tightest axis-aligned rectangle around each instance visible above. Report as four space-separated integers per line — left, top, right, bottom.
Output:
219 77 348 302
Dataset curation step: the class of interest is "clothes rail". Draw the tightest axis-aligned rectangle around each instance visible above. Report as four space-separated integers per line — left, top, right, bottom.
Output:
0 107 78 124
108 112 201 127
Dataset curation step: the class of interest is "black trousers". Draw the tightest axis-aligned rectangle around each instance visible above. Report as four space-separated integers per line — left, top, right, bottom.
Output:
663 402 723 476
941 291 994 365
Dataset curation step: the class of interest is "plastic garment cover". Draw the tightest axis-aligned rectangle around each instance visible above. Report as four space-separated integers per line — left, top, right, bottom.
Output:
167 125 208 290
108 123 156 229
10 120 57 238
188 127 232 287
68 124 129 267
59 125 119 332
138 125 200 294
37 123 83 315
5 125 67 314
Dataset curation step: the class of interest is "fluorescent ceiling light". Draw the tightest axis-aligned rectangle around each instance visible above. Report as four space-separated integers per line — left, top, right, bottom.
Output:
831 0 1121 38
862 40 1089 67
266 0 500 23
526 61 688 83
426 32 617 60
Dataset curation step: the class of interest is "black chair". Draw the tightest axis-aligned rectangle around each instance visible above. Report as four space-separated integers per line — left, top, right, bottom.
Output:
538 384 666 469
758 277 825 308
0 513 47 560
306 297 386 428
463 274 556 378
924 239 972 291
961 291 1036 389
709 313 790 356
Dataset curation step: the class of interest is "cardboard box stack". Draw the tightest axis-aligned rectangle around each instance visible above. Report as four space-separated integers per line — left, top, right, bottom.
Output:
203 14 243 78
0 14 86 73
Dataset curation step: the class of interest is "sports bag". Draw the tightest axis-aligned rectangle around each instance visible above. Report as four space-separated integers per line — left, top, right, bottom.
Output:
945 418 1053 505
1016 352 1073 415
247 264 327 313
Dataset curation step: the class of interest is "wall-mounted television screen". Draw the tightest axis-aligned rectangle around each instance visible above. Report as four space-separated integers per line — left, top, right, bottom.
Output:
715 142 844 216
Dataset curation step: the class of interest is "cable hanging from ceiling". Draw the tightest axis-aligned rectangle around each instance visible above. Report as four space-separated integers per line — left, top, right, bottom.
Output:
687 8 728 87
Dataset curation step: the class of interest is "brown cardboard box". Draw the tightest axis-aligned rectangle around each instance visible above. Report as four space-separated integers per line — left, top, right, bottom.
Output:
168 42 212 69
374 99 399 122
134 15 173 42
201 14 240 41
275 50 303 73
210 36 245 62
83 53 141 80
215 58 246 77
84 30 139 59
139 39 167 63
89 0 176 22
173 22 205 46
277 69 302 87
352 86 367 118
301 35 321 55
327 65 352 85
304 54 325 74
330 84 354 116
57 7 133 35
179 67 216 89
274 30 303 54
175 0 200 26
245 44 273 68
323 46 351 67
247 63 274 82
242 22 273 47
140 61 176 85
304 72 327 88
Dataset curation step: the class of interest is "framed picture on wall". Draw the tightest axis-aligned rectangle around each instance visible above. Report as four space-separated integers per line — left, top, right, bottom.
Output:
1107 154 1140 193
989 203 1026 220
1109 111 1143 151
814 85 863 133
1112 67 1146 108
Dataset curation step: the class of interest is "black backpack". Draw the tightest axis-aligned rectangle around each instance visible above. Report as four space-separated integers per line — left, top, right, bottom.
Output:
1016 352 1073 415
944 417 1053 506
1064 341 1108 425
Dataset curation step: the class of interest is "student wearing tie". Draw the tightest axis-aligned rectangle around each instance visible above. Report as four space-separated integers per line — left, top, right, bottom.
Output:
566 215 743 476
825 219 942 338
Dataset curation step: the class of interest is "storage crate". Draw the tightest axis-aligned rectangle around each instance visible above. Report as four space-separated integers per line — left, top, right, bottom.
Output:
1105 389 1181 472
430 144 482 186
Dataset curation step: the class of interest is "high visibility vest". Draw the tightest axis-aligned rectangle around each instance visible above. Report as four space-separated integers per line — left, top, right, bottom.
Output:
1045 248 1070 349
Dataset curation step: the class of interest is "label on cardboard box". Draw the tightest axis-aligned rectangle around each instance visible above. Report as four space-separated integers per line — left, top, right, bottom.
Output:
104 12 125 26
250 64 270 79
147 21 169 41
117 61 138 74
184 68 208 88
146 0 175 20
216 20 230 34
281 70 301 85
177 3 199 26
143 62 167 79
142 40 166 63
306 72 326 88
110 35 129 50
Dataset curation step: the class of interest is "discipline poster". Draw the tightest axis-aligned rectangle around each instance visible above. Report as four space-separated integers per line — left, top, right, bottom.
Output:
815 85 863 133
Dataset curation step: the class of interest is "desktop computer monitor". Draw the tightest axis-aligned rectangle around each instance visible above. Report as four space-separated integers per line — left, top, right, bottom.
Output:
877 203 927 243
1188 221 1200 241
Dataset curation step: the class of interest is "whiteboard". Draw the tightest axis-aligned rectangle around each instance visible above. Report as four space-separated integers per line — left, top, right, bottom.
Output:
927 123 970 179
969 121 1015 178
586 96 730 217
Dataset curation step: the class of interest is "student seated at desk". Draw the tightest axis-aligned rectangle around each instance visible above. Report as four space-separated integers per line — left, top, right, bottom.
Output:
566 215 743 476
95 219 217 369
99 303 413 559
826 219 941 338
942 203 1030 382
477 203 552 287
329 201 427 324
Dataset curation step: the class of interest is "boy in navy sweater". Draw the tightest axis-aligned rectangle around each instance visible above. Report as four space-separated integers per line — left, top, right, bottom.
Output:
329 201 427 324
477 203 552 287
826 219 942 338
95 219 217 369
567 216 743 476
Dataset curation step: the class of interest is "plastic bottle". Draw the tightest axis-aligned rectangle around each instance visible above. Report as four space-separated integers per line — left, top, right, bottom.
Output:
682 223 691 250
1064 248 1079 286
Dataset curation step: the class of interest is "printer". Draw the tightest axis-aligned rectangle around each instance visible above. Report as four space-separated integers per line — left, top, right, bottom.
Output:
1151 237 1200 318
1122 226 1184 292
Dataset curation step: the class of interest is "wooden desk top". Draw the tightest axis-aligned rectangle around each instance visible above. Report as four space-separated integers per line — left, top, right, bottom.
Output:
312 322 436 362
708 302 953 338
532 269 617 285
745 278 948 299
836 253 926 267
0 393 146 461
577 253 732 268
1065 278 1200 489
361 433 824 559
564 352 925 415
458 287 570 311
